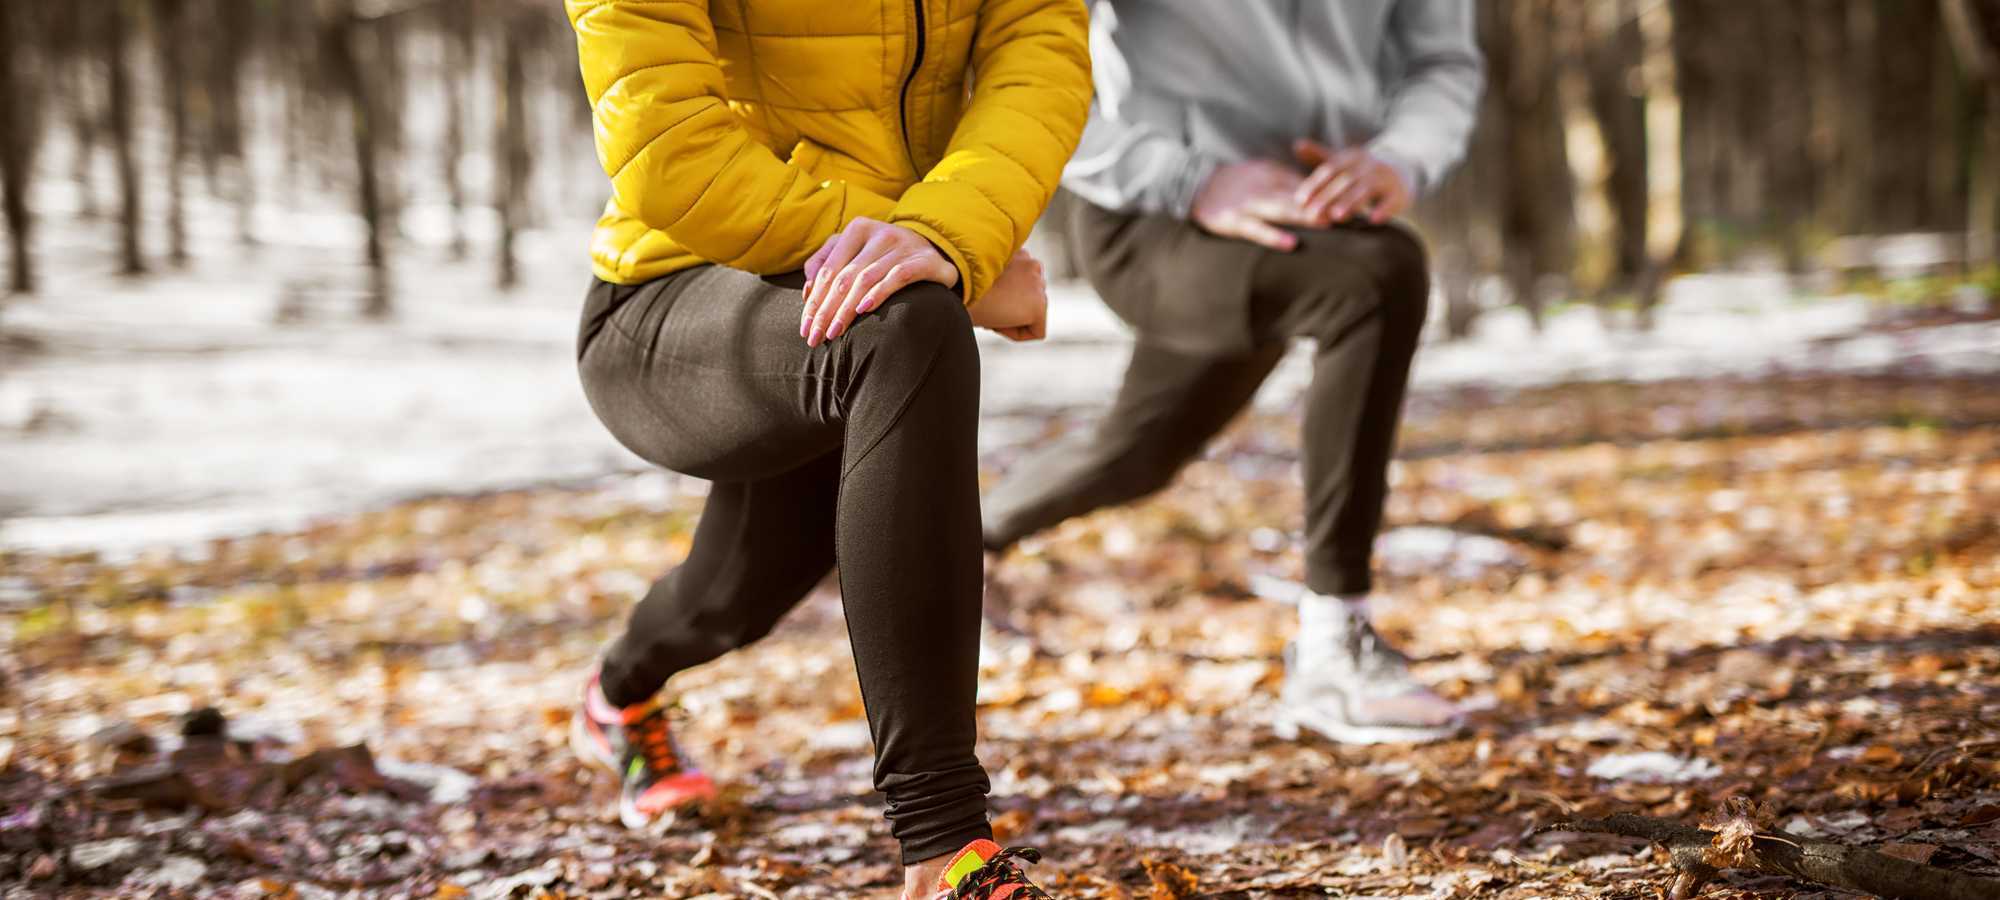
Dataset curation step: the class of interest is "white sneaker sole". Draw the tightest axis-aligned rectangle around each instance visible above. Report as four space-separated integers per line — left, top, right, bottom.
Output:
570 710 620 774
1273 707 1460 745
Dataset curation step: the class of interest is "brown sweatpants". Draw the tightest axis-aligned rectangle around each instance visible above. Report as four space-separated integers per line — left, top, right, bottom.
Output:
983 199 1430 595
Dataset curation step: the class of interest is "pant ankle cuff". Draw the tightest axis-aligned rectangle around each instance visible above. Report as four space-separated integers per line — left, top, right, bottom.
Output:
900 820 996 867
1305 565 1371 597
597 659 662 709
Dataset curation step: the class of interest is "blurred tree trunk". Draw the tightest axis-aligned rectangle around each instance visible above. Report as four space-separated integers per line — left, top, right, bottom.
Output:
495 9 533 291
276 1 316 212
318 0 390 317
1415 160 1495 340
1944 0 2000 270
1802 1 1850 238
152 0 190 267
0 0 38 293
105 0 146 276
1839 2 1878 235
1582 0 1652 299
1872 0 1942 232
1669 0 1717 265
207 0 257 246
438 0 473 261
54 4 102 222
368 14 407 245
1759 3 1814 273
1716 6 1767 249
1489 0 1572 328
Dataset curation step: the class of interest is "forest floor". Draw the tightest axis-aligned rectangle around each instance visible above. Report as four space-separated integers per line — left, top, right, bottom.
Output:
5 319 2000 897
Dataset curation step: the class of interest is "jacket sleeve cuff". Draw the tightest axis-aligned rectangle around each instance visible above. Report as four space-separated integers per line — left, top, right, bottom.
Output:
889 217 980 307
1165 150 1223 221
1366 140 1429 199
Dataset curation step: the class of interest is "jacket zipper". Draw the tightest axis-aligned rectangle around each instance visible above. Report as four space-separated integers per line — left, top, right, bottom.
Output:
898 0 928 174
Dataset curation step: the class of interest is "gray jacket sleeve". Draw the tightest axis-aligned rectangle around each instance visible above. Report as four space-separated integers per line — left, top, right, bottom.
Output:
1365 0 1484 197
1057 3 1218 219
1061 105 1220 219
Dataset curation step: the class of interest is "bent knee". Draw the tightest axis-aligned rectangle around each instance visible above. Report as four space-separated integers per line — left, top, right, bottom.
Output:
1293 225 1430 333
847 282 979 387
867 282 973 346
1304 225 1428 302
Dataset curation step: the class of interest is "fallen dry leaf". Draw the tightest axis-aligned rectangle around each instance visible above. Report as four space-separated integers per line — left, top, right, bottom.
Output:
1879 842 1939 864
1141 858 1200 900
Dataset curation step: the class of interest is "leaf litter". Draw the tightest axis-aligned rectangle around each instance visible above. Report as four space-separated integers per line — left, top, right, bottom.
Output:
2 371 1998 897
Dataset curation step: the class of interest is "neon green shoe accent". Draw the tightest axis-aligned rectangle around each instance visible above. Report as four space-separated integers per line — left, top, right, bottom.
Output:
627 757 645 780
944 844 990 888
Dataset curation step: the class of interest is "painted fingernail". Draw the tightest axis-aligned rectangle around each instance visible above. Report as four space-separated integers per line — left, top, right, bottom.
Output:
827 321 844 339
808 326 822 345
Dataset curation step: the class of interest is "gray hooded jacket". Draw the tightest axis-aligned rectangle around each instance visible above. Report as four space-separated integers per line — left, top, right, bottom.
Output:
1063 0 1483 219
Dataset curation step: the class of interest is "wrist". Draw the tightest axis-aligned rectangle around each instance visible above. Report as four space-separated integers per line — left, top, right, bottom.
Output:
1171 152 1224 221
1368 144 1422 199
888 217 968 298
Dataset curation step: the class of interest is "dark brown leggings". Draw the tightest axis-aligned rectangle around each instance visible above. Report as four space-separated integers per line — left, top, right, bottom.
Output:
576 265 990 864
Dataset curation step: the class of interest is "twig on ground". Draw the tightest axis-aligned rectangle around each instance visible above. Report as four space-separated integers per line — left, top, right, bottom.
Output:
1537 813 2000 900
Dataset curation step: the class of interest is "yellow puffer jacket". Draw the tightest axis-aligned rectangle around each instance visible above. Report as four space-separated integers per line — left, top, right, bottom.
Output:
566 0 1092 305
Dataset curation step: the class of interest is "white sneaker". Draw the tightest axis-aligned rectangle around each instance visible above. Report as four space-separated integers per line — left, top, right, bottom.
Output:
1274 612 1463 745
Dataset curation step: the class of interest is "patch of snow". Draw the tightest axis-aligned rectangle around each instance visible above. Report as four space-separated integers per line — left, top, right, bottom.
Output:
804 720 871 752
374 757 478 805
1585 751 1721 784
130 856 207 891
1375 526 1527 580
69 837 142 870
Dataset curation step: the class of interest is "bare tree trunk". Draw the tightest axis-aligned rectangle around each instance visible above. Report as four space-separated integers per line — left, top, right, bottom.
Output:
106 0 146 276
318 0 389 317
1944 0 2000 272
1802 0 1849 238
367 15 406 247
438 0 473 261
1716 7 1767 250
1491 0 1572 328
1669 0 1717 266
495 9 532 291
1583 0 1651 299
278 1 311 213
1759 3 1814 273
209 0 257 246
152 0 190 268
54 4 103 222
1840 2 1878 235
1412 0 1513 341
1874 0 1942 232
0 0 38 294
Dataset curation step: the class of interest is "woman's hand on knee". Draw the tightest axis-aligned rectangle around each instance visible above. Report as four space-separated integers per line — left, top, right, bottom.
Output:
800 218 961 347
970 249 1048 342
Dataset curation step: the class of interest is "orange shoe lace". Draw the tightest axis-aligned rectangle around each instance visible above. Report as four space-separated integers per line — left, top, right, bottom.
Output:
627 707 683 773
